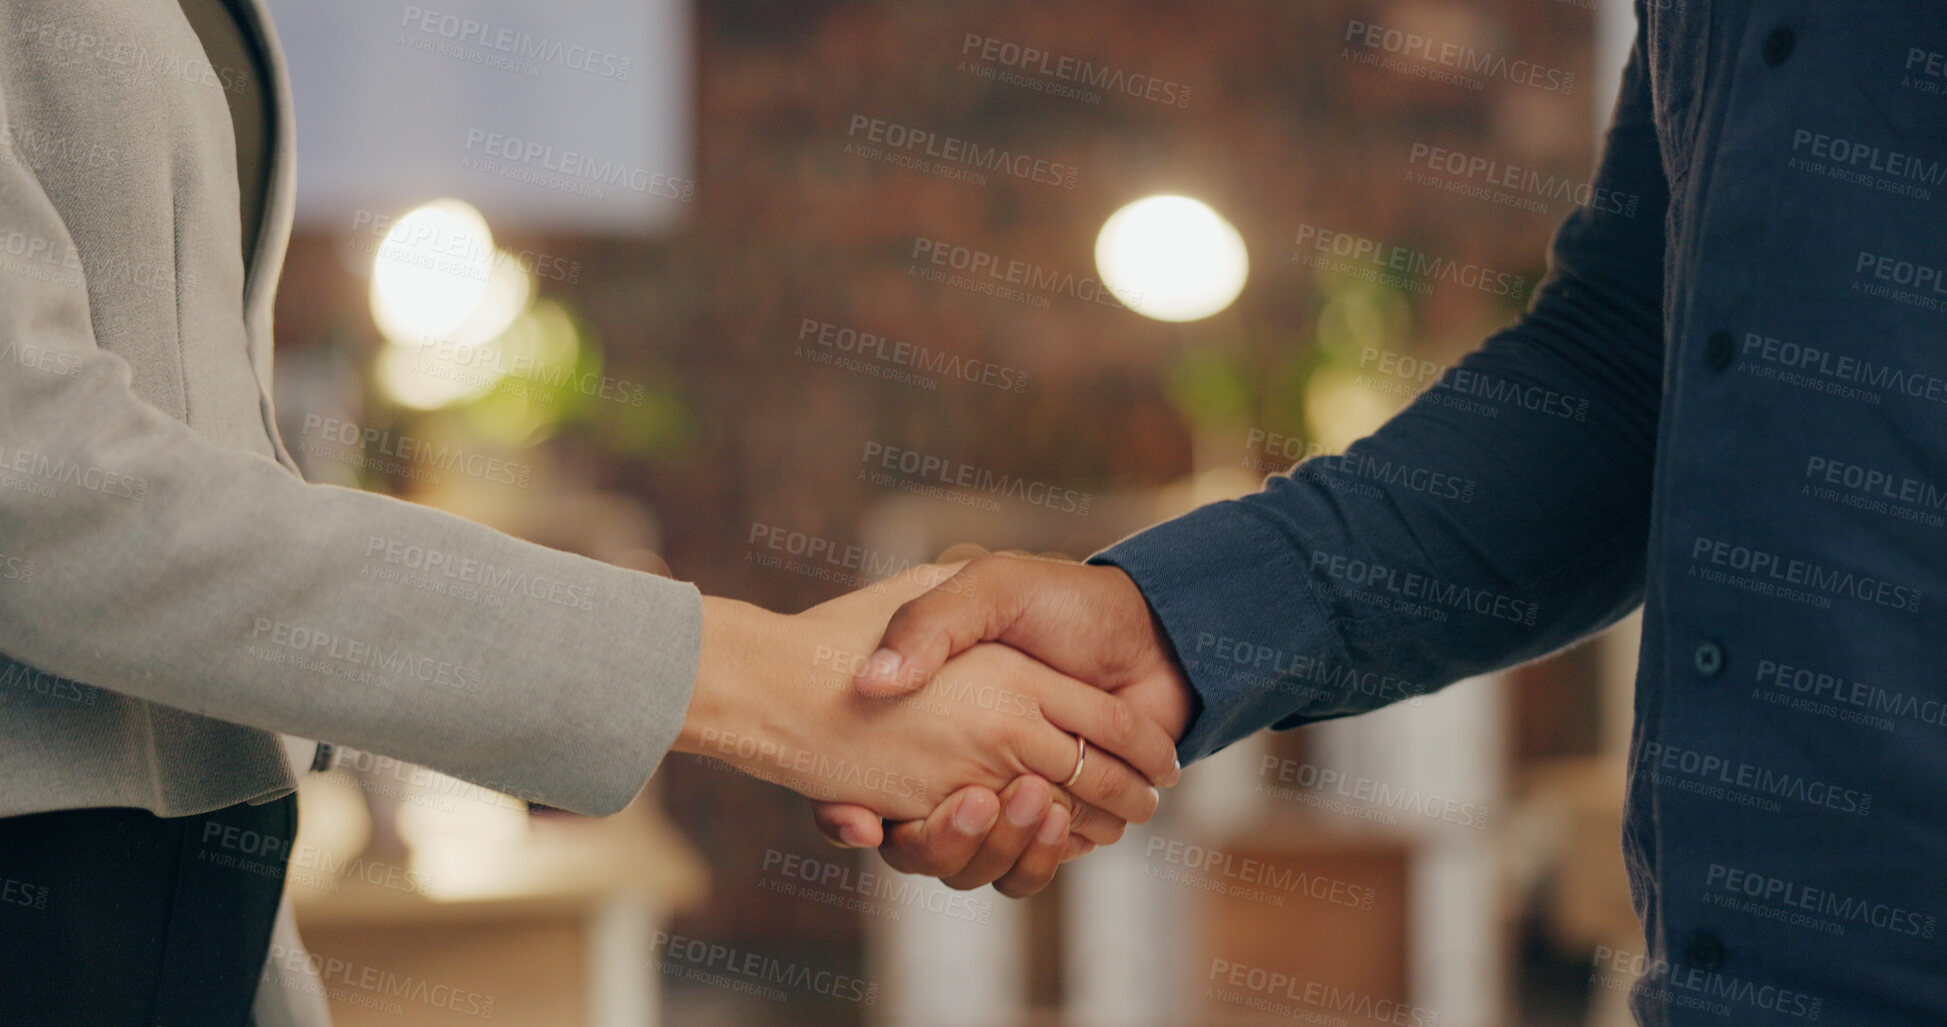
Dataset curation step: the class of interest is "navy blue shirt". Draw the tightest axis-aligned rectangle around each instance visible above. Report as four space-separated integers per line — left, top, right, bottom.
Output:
1099 3 1947 1022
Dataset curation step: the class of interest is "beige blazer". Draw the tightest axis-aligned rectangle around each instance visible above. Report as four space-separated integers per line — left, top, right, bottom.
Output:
0 2 701 1021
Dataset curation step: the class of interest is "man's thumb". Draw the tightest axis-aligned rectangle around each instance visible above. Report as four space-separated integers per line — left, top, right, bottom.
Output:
853 565 995 698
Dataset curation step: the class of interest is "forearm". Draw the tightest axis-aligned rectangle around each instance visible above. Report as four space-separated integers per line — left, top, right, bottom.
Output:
1098 15 1669 763
1098 310 1660 761
1 358 700 817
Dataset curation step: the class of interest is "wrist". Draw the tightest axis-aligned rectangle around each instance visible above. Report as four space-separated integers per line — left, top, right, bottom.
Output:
675 596 777 763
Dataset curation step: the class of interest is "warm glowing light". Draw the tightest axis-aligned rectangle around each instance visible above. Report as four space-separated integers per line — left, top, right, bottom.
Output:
372 337 498 410
369 199 497 346
1095 195 1249 322
368 200 535 411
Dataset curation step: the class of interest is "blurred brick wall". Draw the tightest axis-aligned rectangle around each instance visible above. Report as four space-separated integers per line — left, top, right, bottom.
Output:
277 1 1597 1021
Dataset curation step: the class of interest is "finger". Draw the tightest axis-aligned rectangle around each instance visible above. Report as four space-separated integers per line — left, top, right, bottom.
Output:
854 556 1028 698
994 804 1070 898
1022 719 1158 826
1060 835 1097 863
813 803 884 849
876 787 999 878
1033 674 1180 789
940 776 1054 891
1062 798 1126 848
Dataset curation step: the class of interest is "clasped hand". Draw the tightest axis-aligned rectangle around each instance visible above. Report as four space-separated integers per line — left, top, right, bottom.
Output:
676 554 1191 894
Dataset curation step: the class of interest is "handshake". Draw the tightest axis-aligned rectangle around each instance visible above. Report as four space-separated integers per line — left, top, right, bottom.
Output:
672 550 1195 897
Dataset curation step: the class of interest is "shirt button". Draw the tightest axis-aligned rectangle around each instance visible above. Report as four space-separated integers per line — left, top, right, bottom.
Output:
1763 26 1796 66
1684 930 1728 971
1692 640 1724 678
1704 330 1734 370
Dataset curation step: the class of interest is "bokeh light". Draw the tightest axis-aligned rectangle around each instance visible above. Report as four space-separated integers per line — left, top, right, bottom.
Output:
1095 195 1249 322
369 198 497 346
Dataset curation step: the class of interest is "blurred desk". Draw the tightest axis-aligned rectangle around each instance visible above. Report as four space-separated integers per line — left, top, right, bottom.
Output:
1191 825 1415 1027
293 791 707 1027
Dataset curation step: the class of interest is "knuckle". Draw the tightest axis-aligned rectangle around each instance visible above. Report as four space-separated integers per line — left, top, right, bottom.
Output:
1107 699 1140 750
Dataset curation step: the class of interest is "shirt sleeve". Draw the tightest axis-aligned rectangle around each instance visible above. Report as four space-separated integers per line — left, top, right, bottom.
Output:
0 82 698 818
1095 14 1668 764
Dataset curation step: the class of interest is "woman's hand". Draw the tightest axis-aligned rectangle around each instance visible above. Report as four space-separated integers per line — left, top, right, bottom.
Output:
672 565 1179 829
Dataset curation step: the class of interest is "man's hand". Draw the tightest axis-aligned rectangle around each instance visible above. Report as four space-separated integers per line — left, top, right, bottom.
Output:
813 552 1196 895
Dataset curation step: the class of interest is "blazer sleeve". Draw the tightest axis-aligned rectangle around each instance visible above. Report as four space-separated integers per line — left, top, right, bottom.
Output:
0 88 698 818
1095 13 1669 764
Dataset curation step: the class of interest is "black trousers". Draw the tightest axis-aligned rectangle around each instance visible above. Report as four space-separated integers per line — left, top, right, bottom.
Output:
0 794 297 1027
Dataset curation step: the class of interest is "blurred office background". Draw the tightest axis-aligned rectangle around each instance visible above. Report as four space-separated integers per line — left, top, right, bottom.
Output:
258 0 1647 1024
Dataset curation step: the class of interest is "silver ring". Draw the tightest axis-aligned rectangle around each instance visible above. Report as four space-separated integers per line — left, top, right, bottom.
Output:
1061 736 1087 789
